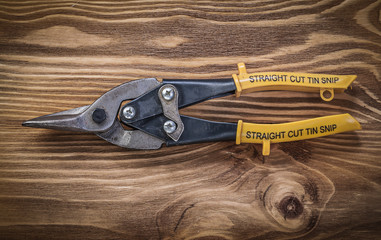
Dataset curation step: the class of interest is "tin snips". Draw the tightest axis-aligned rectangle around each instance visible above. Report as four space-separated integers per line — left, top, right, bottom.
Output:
23 63 361 155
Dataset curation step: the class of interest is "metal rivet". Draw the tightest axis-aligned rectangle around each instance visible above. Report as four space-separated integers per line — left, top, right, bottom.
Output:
163 120 176 134
92 108 106 124
161 87 174 101
122 106 136 119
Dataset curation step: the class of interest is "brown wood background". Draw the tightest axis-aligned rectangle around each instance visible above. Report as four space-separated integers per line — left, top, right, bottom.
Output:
1 0 380 239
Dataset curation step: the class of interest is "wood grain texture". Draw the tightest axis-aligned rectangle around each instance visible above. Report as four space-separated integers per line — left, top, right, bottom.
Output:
0 0 380 239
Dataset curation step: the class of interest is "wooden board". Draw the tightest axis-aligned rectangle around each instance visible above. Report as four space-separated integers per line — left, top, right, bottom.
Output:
1 0 380 239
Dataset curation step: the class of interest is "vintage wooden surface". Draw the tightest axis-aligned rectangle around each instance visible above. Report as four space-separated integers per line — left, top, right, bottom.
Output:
0 0 380 239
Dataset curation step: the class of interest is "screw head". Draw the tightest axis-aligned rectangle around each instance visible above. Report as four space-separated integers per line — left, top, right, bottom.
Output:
92 108 106 124
161 87 174 101
163 120 177 134
122 106 136 119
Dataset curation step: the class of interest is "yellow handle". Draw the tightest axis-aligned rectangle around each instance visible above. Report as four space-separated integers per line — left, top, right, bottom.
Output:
232 63 356 101
236 114 361 156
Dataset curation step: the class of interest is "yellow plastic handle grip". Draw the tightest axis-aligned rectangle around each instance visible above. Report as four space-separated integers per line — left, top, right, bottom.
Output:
236 114 361 156
232 63 356 101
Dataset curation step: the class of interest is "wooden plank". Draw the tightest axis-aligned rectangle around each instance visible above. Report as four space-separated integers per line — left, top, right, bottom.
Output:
0 0 380 239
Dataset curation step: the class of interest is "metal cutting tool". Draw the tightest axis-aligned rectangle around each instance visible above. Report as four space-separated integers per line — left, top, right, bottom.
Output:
22 63 361 155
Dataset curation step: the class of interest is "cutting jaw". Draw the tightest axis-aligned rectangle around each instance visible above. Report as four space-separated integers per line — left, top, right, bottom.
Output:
22 78 165 149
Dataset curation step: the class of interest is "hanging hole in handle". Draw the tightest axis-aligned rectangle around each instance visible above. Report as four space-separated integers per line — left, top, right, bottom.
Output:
320 88 334 101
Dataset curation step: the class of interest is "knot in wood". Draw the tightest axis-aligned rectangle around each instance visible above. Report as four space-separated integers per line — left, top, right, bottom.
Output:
279 196 303 219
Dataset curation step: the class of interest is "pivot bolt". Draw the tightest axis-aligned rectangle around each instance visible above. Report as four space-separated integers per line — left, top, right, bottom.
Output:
161 87 174 101
122 106 136 119
163 120 177 134
92 108 106 124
